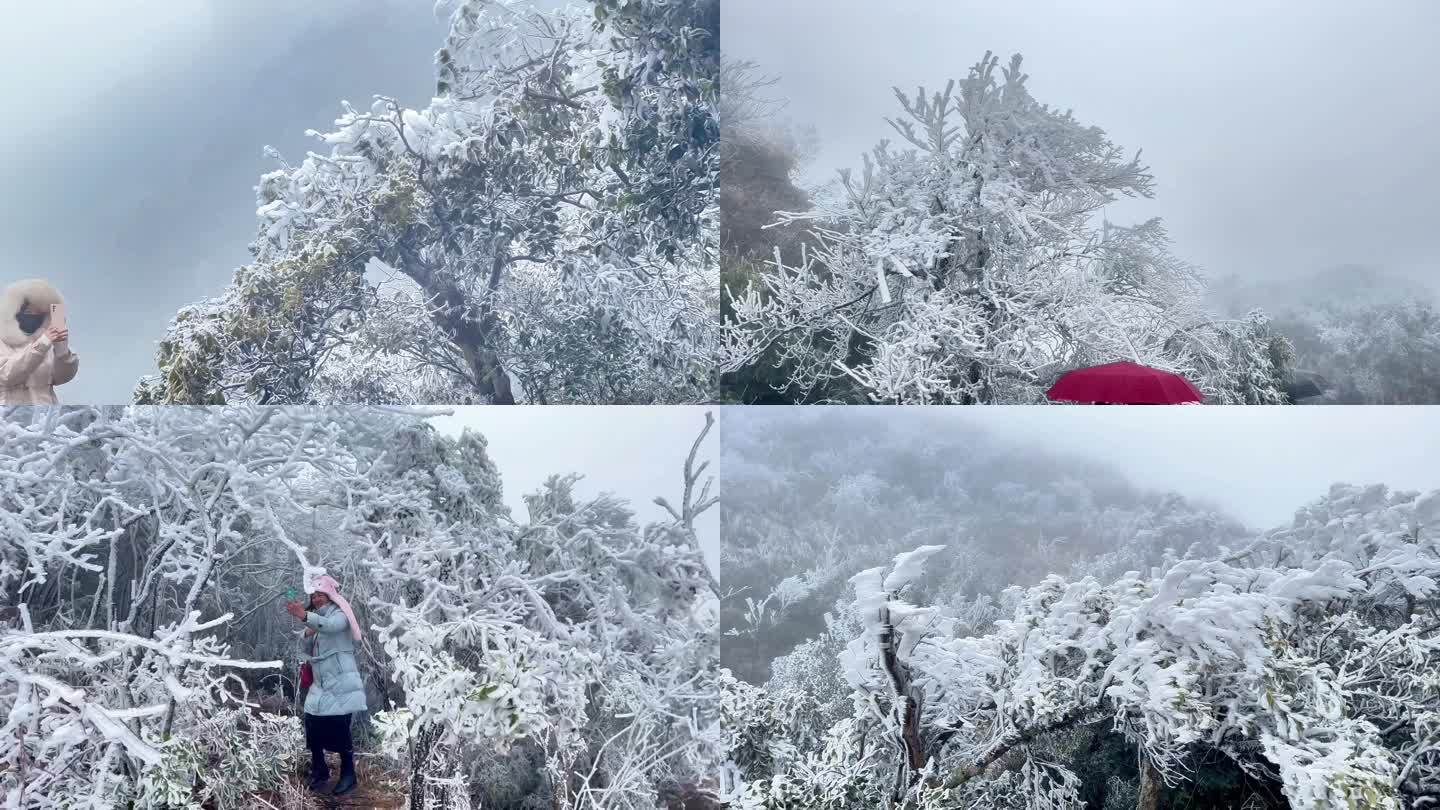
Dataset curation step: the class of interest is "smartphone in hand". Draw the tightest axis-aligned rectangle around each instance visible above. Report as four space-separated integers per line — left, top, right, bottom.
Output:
49 303 66 332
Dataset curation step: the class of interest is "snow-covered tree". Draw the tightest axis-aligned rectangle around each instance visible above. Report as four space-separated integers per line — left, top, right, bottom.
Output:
136 0 718 406
345 412 720 809
722 52 1289 404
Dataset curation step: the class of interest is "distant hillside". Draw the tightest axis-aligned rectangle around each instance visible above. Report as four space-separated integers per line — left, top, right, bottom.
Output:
721 410 1252 682
1211 265 1436 316
1210 266 1440 403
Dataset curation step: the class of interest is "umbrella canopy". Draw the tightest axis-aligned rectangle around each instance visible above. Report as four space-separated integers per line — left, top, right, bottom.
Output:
1046 361 1204 404
1284 368 1331 401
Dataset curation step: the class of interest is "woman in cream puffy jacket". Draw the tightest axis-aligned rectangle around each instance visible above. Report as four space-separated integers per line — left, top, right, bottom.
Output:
0 279 78 405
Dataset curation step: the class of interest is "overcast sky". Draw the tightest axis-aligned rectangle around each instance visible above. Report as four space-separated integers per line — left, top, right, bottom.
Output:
427 406 720 575
748 406 1440 533
0 0 447 402
723 0 1440 290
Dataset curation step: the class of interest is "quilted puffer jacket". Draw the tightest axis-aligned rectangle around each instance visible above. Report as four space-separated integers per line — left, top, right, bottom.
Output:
301 604 367 716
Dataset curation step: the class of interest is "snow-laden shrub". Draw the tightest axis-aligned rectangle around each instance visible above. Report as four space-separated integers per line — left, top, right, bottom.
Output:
135 709 302 810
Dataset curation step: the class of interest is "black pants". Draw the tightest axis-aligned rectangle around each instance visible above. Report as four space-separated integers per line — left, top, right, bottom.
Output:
304 712 354 754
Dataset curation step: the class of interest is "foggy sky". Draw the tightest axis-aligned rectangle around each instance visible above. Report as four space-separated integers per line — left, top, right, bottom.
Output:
737 406 1440 533
0 1 446 402
723 0 1440 290
978 406 1440 530
427 406 721 576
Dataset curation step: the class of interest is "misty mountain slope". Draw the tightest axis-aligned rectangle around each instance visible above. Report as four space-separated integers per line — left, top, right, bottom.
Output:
721 410 1253 684
1212 266 1440 403
1212 266 1434 314
723 468 1440 809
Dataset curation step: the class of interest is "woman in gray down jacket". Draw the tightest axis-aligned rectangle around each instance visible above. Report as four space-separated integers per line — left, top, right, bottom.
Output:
285 575 367 796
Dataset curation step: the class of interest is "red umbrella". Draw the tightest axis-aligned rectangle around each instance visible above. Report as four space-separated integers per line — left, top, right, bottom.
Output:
1046 361 1203 404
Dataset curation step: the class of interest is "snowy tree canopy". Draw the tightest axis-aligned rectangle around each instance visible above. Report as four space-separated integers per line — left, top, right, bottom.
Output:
355 414 720 809
721 51 1291 404
0 405 718 809
136 0 719 406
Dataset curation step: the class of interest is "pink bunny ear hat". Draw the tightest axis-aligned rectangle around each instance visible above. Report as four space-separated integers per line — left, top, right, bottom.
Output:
307 574 362 640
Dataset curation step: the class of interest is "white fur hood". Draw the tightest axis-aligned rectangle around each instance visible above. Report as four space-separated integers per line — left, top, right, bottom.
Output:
1 279 63 348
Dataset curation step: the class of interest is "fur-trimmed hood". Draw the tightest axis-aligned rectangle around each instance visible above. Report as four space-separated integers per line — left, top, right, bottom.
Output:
1 279 63 348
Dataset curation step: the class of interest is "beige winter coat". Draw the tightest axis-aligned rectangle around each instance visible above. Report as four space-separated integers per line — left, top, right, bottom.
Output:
0 279 79 405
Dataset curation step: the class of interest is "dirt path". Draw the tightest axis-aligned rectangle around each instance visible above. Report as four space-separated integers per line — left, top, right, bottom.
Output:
254 755 408 810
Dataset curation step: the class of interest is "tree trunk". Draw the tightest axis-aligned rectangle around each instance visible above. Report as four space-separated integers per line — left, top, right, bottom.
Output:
878 606 926 773
430 279 515 405
465 342 515 405
1137 758 1162 810
409 725 442 810
395 236 517 404
877 604 932 807
943 706 1106 790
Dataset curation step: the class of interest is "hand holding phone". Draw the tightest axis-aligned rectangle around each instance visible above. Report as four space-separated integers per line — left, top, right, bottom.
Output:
45 304 68 345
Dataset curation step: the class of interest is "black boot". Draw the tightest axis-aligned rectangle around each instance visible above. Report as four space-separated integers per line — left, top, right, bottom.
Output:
331 751 357 796
306 748 331 793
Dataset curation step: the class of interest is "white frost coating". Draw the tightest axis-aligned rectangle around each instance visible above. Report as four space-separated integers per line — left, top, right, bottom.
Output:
848 566 887 634
883 544 946 591
1415 489 1440 524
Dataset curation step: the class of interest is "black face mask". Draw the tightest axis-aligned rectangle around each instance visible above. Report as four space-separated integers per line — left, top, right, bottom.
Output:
15 312 45 334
